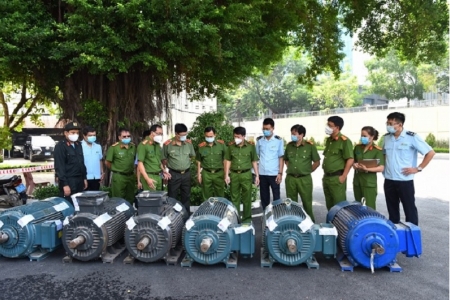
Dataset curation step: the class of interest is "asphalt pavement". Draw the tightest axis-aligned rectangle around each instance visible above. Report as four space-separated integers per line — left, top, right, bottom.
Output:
0 154 448 300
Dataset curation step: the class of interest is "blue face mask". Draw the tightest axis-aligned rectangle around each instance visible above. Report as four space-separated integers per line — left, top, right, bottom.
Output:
386 125 396 134
121 138 131 144
291 135 298 142
360 137 369 145
87 136 96 144
263 130 272 137
179 135 187 142
205 137 215 143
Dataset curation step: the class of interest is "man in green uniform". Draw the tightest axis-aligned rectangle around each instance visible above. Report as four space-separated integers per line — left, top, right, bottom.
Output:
322 116 354 210
105 128 136 204
137 124 169 191
196 127 227 200
224 126 259 223
162 123 195 213
54 122 88 205
284 125 321 221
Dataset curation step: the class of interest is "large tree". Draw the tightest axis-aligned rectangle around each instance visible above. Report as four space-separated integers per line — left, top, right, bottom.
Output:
0 0 447 143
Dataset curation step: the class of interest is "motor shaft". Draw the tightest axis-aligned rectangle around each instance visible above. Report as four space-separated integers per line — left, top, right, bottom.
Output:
69 236 86 249
200 237 213 253
0 232 9 244
372 242 385 255
287 238 297 253
137 236 151 250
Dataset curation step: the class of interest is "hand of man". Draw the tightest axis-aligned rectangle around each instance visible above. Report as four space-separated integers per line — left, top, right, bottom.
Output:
84 180 88 190
275 174 282 184
162 171 171 180
254 176 260 186
197 173 202 184
402 167 419 175
224 176 230 185
137 181 142 189
63 185 71 196
146 177 157 189
338 175 346 184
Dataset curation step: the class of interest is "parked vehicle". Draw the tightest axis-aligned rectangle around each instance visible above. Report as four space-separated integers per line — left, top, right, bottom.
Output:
0 175 27 207
23 135 56 162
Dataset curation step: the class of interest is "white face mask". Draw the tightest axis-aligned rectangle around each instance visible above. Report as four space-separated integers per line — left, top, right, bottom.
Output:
325 126 334 135
68 134 79 142
153 135 163 144
235 138 243 145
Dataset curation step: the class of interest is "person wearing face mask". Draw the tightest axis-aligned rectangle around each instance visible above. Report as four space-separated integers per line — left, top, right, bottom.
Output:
224 126 259 223
255 118 285 211
81 126 104 191
162 123 196 213
105 128 137 204
196 127 227 200
322 116 354 211
284 125 321 222
137 124 169 191
54 122 88 205
383 112 435 225
352 126 384 210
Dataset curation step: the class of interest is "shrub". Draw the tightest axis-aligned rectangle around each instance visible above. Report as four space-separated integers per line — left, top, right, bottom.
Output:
425 133 436 148
434 138 448 149
33 185 59 200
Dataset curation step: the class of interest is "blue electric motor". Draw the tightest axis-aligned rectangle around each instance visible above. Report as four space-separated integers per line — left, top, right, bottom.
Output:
181 197 255 268
327 201 422 272
262 199 337 268
0 197 74 260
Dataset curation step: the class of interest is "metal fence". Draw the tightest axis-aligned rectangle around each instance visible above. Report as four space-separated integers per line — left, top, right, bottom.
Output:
232 97 449 123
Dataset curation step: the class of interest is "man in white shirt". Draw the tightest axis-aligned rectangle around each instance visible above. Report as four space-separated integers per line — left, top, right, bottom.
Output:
82 126 104 190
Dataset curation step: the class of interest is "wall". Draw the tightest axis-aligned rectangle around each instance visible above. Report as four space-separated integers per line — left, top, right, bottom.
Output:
233 105 449 144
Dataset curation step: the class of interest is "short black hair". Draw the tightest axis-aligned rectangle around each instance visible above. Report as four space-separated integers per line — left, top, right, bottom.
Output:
204 126 216 134
361 126 379 141
387 112 405 125
83 126 96 136
263 118 275 127
328 116 344 130
149 124 162 133
233 126 246 136
117 128 130 137
291 124 306 136
175 123 188 134
142 129 151 139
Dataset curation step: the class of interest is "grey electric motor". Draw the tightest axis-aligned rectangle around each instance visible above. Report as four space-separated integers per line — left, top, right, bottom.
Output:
62 191 134 263
124 191 189 264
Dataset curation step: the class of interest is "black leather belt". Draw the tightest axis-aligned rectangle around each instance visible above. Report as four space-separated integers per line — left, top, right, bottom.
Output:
169 168 190 174
325 170 344 177
231 169 251 174
288 173 308 178
203 168 223 174
114 171 133 176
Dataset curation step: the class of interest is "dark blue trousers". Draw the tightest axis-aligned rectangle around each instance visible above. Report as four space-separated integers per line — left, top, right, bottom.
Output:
260 175 280 210
384 179 418 225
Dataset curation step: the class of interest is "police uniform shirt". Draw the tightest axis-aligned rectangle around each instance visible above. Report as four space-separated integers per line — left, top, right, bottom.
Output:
284 140 320 175
137 138 162 173
105 143 136 174
225 141 259 170
196 140 226 170
162 138 195 171
81 140 103 180
322 132 353 173
256 135 284 176
54 140 87 183
383 129 432 181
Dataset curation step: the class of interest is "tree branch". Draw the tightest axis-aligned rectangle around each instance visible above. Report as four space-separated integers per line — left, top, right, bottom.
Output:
0 90 9 127
10 94 41 130
255 85 280 114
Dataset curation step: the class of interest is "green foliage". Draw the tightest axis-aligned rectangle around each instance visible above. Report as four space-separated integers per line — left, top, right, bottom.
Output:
100 185 112 198
433 148 449 153
189 112 234 152
0 154 3 163
0 127 12 151
425 133 436 148
33 185 59 200
435 139 449 149
78 99 109 137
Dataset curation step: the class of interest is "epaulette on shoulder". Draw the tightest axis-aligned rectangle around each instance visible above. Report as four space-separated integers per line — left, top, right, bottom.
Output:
274 135 281 140
198 142 207 148
306 140 314 145
374 145 382 150
340 135 348 141
217 139 224 144
406 131 416 136
247 140 255 145
164 139 172 146
228 141 235 146
256 136 263 141
142 140 148 145
384 132 390 136
112 142 119 146
185 139 192 144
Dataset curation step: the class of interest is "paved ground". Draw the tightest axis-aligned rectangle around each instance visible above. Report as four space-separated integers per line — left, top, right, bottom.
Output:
0 154 448 300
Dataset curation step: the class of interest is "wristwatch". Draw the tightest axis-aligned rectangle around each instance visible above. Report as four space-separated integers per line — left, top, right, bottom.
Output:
417 166 423 172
